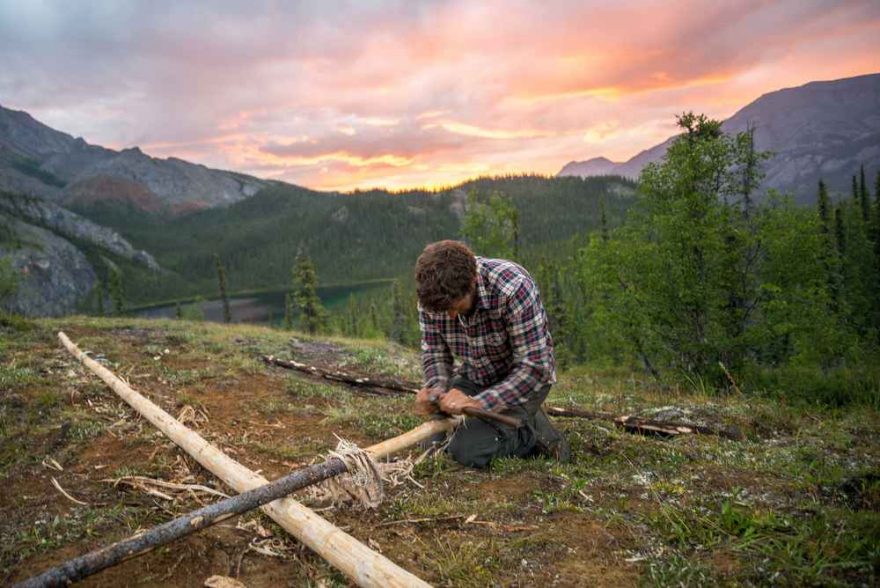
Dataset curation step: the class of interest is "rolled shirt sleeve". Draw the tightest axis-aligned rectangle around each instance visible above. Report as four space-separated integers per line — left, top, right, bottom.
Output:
419 306 453 396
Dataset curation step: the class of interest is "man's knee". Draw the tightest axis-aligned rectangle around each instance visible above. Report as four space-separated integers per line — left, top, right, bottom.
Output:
447 420 503 469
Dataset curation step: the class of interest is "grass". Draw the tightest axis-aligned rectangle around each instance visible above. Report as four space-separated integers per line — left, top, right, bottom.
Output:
1 315 878 586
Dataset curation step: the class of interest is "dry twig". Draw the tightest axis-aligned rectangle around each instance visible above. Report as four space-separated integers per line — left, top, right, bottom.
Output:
51 477 89 506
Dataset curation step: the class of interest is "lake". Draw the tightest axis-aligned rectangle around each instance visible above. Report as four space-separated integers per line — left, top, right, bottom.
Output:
135 280 391 325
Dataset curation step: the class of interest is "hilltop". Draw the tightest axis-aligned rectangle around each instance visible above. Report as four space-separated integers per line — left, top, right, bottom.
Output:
1 316 877 585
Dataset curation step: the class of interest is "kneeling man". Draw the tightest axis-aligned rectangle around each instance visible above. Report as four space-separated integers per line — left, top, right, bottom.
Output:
413 240 569 468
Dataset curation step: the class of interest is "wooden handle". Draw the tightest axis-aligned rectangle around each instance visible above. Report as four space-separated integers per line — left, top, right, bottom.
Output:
462 407 522 428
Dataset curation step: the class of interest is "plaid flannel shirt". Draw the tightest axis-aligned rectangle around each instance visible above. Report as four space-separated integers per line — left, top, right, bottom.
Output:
418 257 556 411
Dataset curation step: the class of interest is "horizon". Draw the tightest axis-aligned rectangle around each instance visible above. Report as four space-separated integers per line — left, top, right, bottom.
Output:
1 0 879 192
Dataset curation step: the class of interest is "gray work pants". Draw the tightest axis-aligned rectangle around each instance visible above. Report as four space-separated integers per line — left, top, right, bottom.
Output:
446 375 562 469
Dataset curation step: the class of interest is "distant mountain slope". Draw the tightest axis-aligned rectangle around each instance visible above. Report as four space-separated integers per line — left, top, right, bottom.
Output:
0 191 162 316
0 105 267 212
558 73 880 201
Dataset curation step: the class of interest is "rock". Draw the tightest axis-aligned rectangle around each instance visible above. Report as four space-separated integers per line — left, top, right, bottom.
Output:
0 192 160 270
0 216 97 316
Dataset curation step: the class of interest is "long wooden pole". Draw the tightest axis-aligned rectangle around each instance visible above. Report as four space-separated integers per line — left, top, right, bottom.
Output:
54 332 441 587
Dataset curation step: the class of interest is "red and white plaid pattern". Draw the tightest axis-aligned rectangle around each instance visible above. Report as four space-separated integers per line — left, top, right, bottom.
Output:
419 257 556 411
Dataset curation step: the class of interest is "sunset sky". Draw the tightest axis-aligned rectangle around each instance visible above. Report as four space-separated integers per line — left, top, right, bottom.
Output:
1 0 879 192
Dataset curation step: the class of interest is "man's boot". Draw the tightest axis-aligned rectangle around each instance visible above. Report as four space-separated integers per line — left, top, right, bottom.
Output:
531 407 571 463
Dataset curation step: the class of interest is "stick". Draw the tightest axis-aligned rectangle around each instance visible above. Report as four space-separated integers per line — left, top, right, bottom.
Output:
263 355 416 395
264 357 740 440
49 332 435 588
544 406 744 441
50 477 88 506
718 361 744 396
264 356 520 428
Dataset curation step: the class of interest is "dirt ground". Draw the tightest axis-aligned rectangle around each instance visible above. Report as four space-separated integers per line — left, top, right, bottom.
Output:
2 317 878 586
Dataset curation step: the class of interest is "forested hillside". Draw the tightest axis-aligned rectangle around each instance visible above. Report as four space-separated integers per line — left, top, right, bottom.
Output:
67 175 636 304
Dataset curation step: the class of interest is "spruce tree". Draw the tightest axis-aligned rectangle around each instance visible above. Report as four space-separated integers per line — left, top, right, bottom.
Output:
859 165 870 223
293 254 325 335
214 253 231 323
175 301 182 319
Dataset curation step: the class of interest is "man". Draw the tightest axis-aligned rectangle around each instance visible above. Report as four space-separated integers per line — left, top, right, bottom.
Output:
413 240 570 468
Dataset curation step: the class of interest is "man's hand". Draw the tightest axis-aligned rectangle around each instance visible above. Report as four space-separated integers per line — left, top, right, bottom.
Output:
414 387 441 416
438 388 482 415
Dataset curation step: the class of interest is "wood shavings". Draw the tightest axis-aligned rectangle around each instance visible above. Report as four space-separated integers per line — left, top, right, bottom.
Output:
204 575 247 588
104 475 229 502
177 404 210 428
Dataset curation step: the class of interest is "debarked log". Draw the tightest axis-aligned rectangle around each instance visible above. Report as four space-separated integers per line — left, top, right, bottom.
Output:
48 332 437 588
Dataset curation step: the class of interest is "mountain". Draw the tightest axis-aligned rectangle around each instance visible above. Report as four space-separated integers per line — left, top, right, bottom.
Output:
0 105 267 213
558 73 880 201
0 191 162 316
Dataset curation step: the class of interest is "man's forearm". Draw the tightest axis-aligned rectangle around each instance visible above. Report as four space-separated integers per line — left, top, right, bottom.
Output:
474 358 549 411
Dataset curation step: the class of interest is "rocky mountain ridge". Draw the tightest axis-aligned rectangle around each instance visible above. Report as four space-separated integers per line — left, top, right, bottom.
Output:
0 105 267 212
559 73 880 201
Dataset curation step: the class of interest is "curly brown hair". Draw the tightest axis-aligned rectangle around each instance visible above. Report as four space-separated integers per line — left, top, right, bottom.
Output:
414 240 477 311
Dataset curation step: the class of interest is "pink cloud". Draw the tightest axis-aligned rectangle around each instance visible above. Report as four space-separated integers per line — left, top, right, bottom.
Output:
1 0 878 191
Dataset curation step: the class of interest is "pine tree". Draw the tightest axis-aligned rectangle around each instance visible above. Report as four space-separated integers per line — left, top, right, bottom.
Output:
175 301 182 319
859 165 870 223
214 253 231 323
293 254 325 335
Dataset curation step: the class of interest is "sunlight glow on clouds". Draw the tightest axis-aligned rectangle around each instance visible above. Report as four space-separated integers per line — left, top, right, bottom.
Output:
1 0 878 191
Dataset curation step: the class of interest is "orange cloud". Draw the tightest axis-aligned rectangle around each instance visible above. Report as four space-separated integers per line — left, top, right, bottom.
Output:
4 0 878 192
